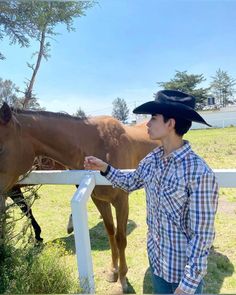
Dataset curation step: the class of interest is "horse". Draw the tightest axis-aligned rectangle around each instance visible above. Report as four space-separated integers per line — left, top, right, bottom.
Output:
0 102 159 292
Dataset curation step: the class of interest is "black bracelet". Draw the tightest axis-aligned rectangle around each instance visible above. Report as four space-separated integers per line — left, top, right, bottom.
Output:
100 165 111 176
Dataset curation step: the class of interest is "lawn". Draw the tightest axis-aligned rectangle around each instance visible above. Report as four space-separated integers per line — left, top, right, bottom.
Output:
14 127 236 293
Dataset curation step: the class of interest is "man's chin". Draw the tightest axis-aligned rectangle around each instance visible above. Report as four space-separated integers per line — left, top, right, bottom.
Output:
149 134 158 141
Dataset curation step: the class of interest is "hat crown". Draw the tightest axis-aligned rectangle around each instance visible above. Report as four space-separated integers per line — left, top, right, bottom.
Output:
155 90 196 109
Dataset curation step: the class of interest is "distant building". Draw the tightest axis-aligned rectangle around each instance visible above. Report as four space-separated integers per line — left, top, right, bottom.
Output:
207 96 215 105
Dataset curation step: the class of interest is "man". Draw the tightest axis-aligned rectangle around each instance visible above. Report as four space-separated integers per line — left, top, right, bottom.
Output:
84 90 219 294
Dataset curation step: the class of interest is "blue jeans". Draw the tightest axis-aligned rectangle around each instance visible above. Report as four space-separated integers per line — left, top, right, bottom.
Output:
149 264 204 294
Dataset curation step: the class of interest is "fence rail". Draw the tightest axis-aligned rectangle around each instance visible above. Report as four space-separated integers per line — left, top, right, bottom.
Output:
18 169 236 293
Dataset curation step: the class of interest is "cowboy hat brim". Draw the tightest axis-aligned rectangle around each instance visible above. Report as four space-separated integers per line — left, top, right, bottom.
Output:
133 100 211 127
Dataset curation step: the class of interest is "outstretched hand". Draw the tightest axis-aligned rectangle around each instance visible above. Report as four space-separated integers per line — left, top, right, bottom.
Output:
84 156 108 173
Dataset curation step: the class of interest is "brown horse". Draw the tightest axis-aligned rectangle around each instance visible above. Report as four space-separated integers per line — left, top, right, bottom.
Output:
0 102 159 291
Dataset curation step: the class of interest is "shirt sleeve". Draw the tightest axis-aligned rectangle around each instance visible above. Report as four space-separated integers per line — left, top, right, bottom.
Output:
178 172 219 294
102 159 148 193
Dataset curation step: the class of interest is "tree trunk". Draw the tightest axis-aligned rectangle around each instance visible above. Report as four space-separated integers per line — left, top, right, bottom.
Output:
23 27 46 108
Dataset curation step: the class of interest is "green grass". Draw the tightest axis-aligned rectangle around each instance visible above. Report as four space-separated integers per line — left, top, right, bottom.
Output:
185 126 236 168
8 127 236 293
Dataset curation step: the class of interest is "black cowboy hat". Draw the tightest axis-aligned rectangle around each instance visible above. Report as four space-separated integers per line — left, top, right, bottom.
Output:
133 89 211 126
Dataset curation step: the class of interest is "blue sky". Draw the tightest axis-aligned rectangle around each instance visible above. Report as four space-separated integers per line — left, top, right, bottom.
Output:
1 0 236 121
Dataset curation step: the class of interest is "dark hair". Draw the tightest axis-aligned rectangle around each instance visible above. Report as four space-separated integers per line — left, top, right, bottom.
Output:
163 115 192 136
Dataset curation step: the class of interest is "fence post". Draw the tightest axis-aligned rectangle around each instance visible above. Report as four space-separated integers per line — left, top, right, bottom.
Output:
71 174 96 294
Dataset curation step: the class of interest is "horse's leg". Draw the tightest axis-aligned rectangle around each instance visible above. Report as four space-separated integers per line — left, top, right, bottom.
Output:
67 184 79 234
91 196 119 282
9 186 43 242
114 194 129 292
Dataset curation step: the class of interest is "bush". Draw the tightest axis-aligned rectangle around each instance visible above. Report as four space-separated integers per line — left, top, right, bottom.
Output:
0 242 80 294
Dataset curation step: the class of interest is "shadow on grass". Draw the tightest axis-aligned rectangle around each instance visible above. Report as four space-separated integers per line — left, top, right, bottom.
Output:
126 278 136 294
51 218 137 254
204 246 234 293
143 267 152 294
142 247 234 294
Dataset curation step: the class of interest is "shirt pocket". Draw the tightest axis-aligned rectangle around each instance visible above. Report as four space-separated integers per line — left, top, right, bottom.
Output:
159 183 188 223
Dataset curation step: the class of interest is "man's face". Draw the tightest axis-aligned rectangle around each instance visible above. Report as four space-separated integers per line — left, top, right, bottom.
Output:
146 114 172 140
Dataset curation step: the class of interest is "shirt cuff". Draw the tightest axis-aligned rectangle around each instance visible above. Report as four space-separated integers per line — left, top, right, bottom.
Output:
178 275 201 294
103 165 118 183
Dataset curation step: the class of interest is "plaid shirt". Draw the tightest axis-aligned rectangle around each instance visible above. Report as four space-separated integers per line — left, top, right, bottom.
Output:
105 140 218 294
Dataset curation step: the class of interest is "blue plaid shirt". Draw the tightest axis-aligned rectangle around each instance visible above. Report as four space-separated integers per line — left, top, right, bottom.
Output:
105 140 218 294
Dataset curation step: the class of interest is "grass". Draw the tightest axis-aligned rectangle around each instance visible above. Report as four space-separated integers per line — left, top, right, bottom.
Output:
1 242 80 294
185 126 236 168
8 127 236 293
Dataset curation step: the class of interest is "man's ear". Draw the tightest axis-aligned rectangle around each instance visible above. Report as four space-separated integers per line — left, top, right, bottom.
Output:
168 118 176 129
0 102 12 125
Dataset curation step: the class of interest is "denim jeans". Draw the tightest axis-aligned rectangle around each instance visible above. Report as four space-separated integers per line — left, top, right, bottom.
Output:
149 264 204 294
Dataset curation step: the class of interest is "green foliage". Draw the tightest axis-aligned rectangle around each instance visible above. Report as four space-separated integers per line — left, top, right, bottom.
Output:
157 70 209 109
0 77 44 109
0 242 80 294
0 78 20 107
112 97 129 123
0 1 33 59
210 68 236 107
0 0 95 108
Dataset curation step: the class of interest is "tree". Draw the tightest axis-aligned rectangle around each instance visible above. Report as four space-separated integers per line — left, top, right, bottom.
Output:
210 69 236 107
0 1 35 60
157 71 209 110
112 97 129 123
20 0 94 108
74 107 87 119
0 0 95 108
0 78 20 107
0 78 43 109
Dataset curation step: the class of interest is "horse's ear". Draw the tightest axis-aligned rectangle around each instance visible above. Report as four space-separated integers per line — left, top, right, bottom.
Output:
0 102 12 125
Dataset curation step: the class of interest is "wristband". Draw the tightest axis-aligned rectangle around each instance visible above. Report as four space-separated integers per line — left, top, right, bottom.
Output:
100 165 111 176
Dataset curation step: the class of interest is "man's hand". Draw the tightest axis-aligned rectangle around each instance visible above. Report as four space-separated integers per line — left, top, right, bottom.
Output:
174 287 190 295
84 156 108 173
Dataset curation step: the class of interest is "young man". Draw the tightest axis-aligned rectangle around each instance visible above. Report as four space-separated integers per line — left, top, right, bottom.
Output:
84 90 219 294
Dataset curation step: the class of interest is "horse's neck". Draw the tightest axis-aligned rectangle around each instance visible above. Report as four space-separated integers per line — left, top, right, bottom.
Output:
18 113 90 168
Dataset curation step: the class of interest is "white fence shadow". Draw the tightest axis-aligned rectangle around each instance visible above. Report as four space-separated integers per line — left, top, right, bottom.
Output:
19 169 236 293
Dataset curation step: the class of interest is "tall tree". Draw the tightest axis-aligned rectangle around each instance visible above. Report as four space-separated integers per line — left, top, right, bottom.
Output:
157 71 209 110
20 0 94 108
112 97 129 123
0 0 95 108
210 68 236 107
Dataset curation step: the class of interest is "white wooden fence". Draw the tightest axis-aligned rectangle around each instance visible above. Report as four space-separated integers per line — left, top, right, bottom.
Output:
19 169 236 293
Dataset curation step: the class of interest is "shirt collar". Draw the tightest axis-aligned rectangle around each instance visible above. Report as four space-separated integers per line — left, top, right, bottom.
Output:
160 140 191 164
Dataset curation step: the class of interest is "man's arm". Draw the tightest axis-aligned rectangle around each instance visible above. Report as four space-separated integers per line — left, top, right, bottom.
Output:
84 156 145 192
177 173 219 294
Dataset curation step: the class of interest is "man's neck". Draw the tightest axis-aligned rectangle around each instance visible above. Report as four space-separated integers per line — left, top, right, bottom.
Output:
162 134 184 157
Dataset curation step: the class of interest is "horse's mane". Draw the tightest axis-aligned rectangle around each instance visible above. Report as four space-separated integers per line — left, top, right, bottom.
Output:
11 107 87 121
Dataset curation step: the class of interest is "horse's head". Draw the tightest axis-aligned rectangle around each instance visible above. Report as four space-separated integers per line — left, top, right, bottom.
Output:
0 103 35 193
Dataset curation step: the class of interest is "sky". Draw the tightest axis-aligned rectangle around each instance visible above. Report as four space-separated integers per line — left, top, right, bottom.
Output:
1 0 236 121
